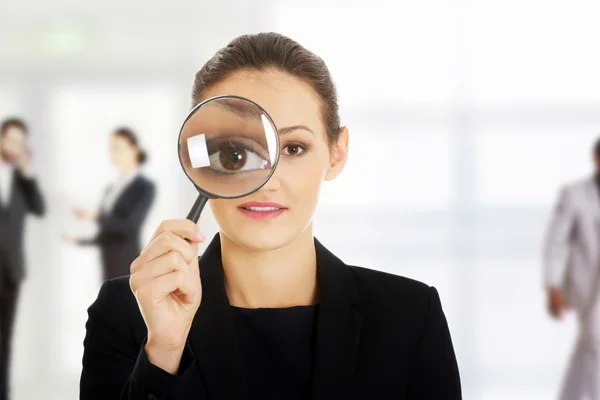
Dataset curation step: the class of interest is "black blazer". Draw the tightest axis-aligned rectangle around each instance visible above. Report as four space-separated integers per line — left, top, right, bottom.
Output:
79 175 155 281
80 234 461 400
0 170 45 284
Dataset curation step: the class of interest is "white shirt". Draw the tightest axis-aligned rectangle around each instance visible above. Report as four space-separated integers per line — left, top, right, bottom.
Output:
101 169 140 213
0 160 14 207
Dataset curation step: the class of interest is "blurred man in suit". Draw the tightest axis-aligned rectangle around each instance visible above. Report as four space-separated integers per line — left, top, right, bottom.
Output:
544 136 600 400
0 118 45 400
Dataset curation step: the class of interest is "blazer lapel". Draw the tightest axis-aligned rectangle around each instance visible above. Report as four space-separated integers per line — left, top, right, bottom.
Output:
186 235 363 399
188 234 248 399
312 239 363 400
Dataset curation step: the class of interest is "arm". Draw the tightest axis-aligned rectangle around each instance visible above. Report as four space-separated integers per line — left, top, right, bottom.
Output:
16 173 45 216
99 182 156 238
80 279 197 400
406 287 462 399
543 187 575 288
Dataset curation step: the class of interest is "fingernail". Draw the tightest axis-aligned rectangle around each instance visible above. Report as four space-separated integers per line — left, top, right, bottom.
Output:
197 229 205 241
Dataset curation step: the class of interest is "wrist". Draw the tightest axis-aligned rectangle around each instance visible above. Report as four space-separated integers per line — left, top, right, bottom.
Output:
145 337 186 375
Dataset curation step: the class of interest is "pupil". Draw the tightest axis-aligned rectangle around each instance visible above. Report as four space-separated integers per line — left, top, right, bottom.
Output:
220 147 247 170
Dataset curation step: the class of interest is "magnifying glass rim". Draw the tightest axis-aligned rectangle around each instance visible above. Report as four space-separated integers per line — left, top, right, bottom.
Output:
177 94 281 200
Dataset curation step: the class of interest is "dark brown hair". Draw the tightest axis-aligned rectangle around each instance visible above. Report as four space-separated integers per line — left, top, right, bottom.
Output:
594 136 600 157
113 127 147 165
1 117 28 137
192 32 341 146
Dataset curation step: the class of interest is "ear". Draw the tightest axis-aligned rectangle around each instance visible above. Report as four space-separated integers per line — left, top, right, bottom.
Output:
325 126 349 181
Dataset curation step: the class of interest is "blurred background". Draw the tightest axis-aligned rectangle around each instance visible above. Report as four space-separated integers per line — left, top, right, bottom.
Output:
2 0 600 398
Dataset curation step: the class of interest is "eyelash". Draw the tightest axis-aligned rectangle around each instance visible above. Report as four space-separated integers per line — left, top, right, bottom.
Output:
282 143 308 157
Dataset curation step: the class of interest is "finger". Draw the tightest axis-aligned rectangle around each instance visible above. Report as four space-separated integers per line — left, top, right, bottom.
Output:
139 231 200 265
171 275 197 305
131 251 188 286
150 219 204 243
148 270 196 304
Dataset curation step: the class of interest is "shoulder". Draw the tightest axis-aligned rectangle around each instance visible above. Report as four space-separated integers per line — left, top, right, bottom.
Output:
137 174 155 187
133 174 156 194
344 265 451 356
92 276 139 314
347 265 437 323
349 265 431 301
561 177 592 196
90 276 146 339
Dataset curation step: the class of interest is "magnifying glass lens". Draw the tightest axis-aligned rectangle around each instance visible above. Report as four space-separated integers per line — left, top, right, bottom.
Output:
178 96 279 207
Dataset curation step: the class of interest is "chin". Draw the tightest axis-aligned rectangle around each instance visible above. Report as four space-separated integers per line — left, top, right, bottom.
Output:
218 215 310 253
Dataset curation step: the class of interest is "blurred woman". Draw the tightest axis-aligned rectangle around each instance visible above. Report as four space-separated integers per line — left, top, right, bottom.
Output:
63 127 155 281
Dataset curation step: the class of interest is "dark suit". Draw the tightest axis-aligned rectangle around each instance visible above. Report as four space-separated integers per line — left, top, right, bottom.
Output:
80 234 462 399
0 169 44 400
79 175 155 281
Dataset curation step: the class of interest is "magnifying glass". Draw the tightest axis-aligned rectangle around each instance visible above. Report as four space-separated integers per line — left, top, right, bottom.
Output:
177 95 281 223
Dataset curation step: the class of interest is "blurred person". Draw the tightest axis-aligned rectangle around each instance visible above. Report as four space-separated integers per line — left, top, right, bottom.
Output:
62 127 155 281
0 117 45 400
80 33 462 400
543 136 600 400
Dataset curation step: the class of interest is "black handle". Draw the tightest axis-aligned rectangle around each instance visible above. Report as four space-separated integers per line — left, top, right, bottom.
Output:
186 194 209 223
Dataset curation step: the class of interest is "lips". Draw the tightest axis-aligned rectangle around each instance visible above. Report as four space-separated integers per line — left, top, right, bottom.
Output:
238 201 286 210
237 202 287 220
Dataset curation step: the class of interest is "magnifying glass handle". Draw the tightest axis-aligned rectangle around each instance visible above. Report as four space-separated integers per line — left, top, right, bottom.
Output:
187 194 209 223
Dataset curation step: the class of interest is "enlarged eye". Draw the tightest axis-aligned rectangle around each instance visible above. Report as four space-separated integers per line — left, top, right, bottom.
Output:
208 141 270 174
282 144 306 156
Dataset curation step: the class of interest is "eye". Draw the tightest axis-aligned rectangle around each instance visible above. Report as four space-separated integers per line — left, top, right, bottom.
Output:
282 144 306 156
208 142 270 174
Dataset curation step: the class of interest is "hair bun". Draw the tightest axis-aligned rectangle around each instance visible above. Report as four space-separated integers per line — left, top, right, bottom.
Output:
138 150 148 165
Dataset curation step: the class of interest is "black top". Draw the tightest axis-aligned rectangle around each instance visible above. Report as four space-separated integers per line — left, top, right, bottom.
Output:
80 234 462 400
231 305 319 400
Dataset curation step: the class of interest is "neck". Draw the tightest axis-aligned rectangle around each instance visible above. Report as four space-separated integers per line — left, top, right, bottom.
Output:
120 163 137 176
221 226 319 309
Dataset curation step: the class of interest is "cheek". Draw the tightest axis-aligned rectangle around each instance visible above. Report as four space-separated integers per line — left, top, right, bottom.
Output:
6 141 20 153
209 198 238 221
281 153 328 199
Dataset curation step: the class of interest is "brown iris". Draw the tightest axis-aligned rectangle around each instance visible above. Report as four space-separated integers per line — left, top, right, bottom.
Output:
219 145 247 171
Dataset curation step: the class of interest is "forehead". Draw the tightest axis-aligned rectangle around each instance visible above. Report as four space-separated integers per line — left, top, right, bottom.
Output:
3 126 26 141
111 135 129 145
201 69 323 132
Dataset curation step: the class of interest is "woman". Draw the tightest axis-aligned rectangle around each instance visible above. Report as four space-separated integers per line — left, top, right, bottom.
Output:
80 33 461 399
63 128 155 281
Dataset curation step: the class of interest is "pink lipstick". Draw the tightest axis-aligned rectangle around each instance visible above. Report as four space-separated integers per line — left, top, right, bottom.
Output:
237 201 287 220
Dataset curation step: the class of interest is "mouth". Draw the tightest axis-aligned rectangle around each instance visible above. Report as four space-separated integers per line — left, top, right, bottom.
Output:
237 202 287 220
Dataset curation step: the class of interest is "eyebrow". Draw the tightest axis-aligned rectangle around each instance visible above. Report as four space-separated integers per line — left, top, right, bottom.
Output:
214 99 315 137
216 98 263 119
278 125 315 136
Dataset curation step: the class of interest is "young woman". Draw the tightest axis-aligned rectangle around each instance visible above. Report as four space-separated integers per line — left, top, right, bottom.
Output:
63 128 155 281
80 33 461 400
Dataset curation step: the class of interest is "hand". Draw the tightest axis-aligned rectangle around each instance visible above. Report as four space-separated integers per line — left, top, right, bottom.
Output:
61 233 78 244
129 219 205 374
73 208 99 221
547 287 568 320
17 147 34 178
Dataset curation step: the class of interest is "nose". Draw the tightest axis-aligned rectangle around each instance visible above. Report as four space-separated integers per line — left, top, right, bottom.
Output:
258 167 282 192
